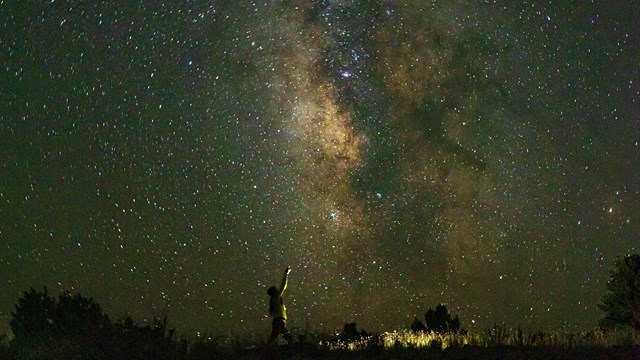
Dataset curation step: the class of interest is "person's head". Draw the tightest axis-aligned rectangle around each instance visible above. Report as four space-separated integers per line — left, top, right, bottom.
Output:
267 286 276 297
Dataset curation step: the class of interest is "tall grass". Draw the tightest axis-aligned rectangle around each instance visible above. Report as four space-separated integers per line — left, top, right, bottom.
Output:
321 326 640 351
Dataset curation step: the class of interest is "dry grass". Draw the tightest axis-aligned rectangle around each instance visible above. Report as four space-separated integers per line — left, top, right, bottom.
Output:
320 326 640 351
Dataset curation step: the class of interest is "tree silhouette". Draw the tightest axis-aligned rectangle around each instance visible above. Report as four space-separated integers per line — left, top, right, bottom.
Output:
340 322 370 342
412 304 460 333
598 253 640 332
9 287 186 359
10 287 57 345
10 287 112 357
53 291 111 340
410 317 427 332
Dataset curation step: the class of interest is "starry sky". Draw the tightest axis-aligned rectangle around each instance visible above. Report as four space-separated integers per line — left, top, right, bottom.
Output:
1 1 639 338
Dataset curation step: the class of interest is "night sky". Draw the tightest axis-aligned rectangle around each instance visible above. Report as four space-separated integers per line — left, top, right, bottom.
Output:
1 1 639 338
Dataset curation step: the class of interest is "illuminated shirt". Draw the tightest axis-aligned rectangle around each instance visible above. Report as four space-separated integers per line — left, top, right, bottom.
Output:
270 272 288 319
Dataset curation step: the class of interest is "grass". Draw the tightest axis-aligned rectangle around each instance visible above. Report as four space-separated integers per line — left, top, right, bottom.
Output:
308 327 640 359
320 326 640 351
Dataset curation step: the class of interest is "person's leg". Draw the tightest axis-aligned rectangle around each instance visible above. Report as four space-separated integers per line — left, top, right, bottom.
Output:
281 320 292 344
283 330 293 344
267 319 280 345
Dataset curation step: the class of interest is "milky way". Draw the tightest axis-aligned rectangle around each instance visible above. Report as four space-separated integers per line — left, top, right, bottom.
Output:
1 1 639 337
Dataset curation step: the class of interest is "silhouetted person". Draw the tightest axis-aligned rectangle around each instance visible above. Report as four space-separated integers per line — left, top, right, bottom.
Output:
267 266 292 345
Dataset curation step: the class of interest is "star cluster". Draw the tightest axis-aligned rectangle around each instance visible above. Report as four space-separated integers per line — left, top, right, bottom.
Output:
1 1 638 337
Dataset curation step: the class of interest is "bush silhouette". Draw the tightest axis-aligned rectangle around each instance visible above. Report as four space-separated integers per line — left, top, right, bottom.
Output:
412 304 460 333
411 317 428 332
340 322 370 342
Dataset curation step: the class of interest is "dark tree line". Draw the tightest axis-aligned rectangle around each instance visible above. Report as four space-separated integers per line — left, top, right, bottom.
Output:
7 287 186 360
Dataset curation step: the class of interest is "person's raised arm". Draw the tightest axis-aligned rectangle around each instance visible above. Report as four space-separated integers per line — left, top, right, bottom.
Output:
279 266 291 296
